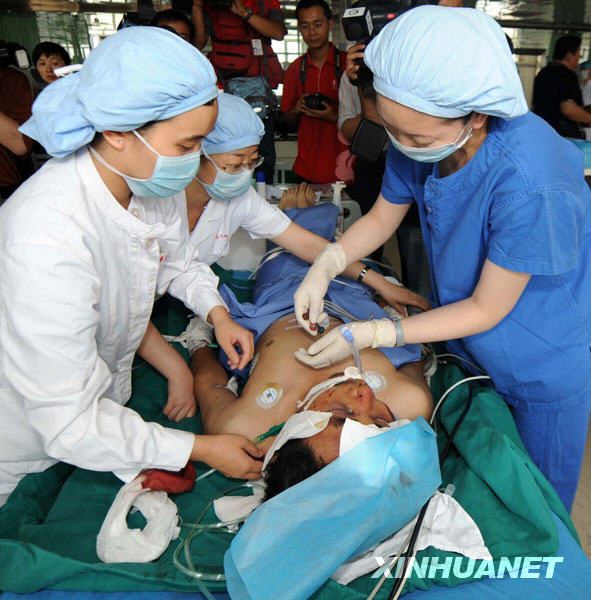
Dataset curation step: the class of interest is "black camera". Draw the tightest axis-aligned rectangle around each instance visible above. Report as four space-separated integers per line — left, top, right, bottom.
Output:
118 0 156 28
342 1 436 93
0 42 30 70
304 93 333 110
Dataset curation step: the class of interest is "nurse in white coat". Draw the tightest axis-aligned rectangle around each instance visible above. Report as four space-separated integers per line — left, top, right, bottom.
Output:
0 27 262 507
142 93 429 419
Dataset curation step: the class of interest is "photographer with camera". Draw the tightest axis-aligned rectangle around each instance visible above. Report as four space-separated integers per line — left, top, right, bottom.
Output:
280 0 346 184
0 42 33 201
192 0 285 183
341 0 461 293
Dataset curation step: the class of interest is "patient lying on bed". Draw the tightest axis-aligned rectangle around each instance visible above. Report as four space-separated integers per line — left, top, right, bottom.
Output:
187 203 432 497
192 312 432 497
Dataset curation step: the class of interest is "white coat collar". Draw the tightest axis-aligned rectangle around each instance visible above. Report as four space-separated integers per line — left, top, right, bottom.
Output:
76 147 166 240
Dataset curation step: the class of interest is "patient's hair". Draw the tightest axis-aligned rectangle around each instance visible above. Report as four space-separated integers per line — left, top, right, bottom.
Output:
263 438 323 501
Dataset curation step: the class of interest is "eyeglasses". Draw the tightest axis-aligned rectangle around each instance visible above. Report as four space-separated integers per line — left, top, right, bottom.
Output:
213 155 264 174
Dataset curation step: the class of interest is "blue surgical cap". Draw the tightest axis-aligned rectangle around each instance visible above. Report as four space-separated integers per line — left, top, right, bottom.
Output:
20 27 218 157
364 6 528 120
202 93 265 154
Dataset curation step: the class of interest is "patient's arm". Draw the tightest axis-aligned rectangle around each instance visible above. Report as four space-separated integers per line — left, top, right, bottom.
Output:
137 321 196 422
271 223 429 313
191 346 240 434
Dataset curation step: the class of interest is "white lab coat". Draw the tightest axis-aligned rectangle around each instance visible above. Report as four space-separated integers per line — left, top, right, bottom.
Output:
0 148 226 505
175 187 291 265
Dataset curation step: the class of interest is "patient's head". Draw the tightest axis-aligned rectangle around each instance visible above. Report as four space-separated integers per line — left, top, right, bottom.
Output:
263 378 394 500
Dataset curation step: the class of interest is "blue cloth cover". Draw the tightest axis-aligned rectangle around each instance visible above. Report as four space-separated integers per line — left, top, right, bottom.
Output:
364 6 528 119
20 27 218 157
224 418 441 600
202 93 264 155
3 509 591 600
219 203 421 379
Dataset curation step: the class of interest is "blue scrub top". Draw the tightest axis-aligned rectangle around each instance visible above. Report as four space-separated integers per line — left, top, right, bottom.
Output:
382 111 591 405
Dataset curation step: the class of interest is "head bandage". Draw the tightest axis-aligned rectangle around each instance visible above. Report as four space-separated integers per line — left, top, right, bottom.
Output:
364 6 528 119
20 27 217 157
262 411 331 471
297 366 380 411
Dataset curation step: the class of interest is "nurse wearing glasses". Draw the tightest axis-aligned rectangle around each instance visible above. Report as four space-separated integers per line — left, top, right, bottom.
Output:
143 92 429 423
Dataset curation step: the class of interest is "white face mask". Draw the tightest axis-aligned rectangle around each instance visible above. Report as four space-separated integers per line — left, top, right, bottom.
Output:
199 148 254 200
339 418 411 457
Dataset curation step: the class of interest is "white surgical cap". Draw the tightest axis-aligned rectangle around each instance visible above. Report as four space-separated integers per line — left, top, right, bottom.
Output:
20 27 218 157
364 6 528 120
202 93 265 155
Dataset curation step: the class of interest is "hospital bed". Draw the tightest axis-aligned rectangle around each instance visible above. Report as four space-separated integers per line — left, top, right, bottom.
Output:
1 206 591 600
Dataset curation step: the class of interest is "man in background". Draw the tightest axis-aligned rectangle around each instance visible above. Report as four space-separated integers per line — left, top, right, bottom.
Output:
192 0 285 183
0 48 33 201
281 0 346 184
534 35 591 138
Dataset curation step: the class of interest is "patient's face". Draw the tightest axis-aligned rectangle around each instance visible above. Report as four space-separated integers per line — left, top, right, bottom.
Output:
304 380 394 466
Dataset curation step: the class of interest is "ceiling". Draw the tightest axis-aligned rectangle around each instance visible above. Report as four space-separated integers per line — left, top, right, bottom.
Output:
5 0 591 28
474 0 591 30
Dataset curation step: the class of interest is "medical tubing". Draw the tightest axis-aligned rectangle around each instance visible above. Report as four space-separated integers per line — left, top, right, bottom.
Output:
429 376 490 426
189 423 284 485
340 325 365 375
323 300 359 322
247 247 285 279
436 352 486 374
174 482 263 582
366 529 415 600
194 467 216 483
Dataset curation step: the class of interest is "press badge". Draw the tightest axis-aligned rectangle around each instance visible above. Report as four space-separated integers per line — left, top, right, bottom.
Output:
252 39 264 56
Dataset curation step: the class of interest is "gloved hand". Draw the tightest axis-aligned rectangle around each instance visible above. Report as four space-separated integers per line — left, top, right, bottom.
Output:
294 243 347 335
294 319 398 368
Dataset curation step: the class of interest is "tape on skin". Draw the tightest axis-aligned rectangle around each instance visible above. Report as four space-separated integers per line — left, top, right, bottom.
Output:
256 383 284 409
297 367 387 411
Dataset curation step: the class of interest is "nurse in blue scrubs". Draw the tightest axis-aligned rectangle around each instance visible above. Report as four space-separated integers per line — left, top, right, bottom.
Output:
293 6 591 511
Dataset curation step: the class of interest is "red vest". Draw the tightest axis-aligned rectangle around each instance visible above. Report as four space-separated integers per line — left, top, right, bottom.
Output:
205 0 284 88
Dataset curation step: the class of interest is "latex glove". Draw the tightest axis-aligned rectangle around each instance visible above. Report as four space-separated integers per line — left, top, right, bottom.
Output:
164 368 196 422
294 243 347 335
192 434 264 480
294 319 397 368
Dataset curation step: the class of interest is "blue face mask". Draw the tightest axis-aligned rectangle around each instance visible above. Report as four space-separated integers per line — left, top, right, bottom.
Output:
89 130 201 198
200 149 254 201
387 119 473 163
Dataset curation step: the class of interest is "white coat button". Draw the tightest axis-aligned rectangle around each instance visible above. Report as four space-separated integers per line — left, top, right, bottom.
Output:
145 238 154 249
130 208 141 219
425 206 432 214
